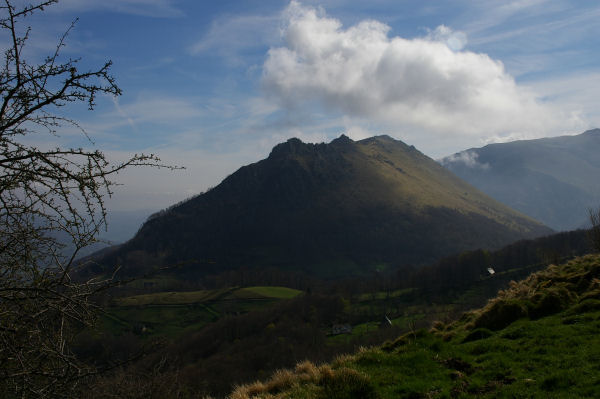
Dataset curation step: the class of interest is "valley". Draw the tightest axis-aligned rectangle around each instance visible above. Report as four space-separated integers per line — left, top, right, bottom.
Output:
79 226 592 397
71 133 600 398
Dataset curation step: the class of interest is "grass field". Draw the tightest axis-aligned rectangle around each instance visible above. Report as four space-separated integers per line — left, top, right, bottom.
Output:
103 286 302 338
236 286 302 299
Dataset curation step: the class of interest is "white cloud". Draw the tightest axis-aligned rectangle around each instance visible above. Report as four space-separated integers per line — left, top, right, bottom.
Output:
441 151 489 169
425 25 467 51
525 72 600 131
262 1 578 145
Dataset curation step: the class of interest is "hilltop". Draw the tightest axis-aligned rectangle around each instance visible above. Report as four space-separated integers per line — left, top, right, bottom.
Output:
230 254 600 398
93 135 550 280
441 128 600 231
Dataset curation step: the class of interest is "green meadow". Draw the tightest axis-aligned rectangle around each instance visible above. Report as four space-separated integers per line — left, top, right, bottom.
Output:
103 286 302 337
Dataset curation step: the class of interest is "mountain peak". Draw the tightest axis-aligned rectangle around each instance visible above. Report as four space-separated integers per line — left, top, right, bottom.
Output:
269 134 358 159
268 137 308 159
96 133 550 280
583 128 600 136
367 134 395 142
330 134 354 146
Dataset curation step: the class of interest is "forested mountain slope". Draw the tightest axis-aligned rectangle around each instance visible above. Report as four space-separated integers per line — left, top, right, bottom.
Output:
93 135 551 279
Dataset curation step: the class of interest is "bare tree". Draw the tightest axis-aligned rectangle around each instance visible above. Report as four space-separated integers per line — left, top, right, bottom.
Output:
0 1 173 397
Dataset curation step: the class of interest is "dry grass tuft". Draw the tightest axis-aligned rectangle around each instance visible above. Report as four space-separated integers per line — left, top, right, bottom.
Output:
228 357 378 399
294 360 320 381
230 381 269 399
331 353 355 367
230 362 322 399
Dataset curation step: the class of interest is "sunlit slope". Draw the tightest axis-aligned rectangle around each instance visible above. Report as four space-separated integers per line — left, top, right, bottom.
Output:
99 135 551 278
344 135 543 227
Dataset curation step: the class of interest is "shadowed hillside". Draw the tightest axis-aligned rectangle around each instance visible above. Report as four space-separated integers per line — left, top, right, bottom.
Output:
441 128 600 231
93 135 551 280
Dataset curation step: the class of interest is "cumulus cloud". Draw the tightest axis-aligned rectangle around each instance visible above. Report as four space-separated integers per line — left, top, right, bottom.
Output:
262 1 568 141
425 25 467 51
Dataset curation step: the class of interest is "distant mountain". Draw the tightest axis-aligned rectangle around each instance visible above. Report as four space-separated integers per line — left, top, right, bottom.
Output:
70 209 155 259
93 135 550 279
441 129 600 231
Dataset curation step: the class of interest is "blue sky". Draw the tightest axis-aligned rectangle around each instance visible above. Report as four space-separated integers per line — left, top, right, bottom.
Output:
15 0 600 212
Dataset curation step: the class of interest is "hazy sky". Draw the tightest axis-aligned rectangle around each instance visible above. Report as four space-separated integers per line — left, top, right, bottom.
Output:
16 0 600 212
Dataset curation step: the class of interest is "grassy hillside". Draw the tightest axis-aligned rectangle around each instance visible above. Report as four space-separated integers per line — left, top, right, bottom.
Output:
230 254 600 398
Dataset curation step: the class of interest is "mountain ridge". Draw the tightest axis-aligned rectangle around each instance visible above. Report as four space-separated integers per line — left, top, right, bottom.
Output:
94 134 551 279
441 128 600 230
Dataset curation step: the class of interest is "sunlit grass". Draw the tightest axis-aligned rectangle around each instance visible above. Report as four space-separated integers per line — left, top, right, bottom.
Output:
235 286 302 299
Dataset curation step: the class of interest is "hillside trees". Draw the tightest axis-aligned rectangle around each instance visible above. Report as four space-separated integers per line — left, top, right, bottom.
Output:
0 1 169 396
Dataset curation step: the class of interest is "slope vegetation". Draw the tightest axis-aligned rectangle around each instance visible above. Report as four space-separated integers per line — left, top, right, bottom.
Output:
231 254 600 398
97 135 550 279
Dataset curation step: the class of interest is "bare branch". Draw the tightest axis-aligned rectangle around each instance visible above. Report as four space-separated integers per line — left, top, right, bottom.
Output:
0 1 180 396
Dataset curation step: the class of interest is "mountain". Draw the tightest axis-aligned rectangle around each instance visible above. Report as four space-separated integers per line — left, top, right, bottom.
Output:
94 135 551 279
441 129 600 231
